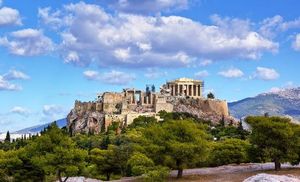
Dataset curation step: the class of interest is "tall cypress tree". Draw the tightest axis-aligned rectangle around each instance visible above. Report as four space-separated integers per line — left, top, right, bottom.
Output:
4 131 10 143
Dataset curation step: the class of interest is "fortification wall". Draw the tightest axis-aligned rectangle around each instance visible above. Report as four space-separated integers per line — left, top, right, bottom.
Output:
102 92 124 114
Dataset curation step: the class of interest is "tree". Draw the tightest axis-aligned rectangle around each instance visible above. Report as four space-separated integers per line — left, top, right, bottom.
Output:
4 131 10 143
127 152 154 176
207 92 215 99
246 116 298 170
90 145 120 181
209 138 250 166
28 123 88 182
141 119 209 178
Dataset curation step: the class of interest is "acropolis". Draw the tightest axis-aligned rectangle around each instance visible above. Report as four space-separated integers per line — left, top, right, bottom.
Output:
67 78 233 134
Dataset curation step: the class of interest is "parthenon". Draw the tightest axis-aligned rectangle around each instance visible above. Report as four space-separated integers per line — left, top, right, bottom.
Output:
163 78 204 98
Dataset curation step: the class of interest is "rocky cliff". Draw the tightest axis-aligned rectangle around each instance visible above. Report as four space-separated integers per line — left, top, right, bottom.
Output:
172 98 237 125
67 96 235 135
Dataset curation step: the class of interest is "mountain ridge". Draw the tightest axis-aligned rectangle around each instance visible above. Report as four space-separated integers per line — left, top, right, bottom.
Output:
229 87 300 121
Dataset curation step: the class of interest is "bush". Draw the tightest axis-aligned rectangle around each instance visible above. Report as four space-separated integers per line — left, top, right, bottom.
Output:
143 166 169 182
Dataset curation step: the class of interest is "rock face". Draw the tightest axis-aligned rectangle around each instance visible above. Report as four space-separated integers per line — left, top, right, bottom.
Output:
67 101 105 134
172 98 236 125
67 95 234 134
67 78 234 134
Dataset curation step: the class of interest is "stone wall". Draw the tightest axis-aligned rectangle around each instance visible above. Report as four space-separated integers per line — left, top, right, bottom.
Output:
102 92 124 114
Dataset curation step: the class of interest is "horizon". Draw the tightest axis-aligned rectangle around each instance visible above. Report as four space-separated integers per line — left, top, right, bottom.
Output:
1 0 300 132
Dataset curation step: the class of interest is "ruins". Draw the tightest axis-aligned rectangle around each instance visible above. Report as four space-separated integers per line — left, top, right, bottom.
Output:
67 78 234 134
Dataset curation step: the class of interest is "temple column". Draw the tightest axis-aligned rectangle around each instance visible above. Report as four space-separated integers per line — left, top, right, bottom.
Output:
191 84 194 97
198 85 201 97
172 85 175 96
195 85 199 97
186 84 189 96
176 84 179 96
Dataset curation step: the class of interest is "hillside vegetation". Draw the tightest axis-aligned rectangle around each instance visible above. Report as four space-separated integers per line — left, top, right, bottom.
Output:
1 112 300 182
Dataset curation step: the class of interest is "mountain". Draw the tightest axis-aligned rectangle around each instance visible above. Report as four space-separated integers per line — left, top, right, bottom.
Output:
229 87 300 121
14 118 67 134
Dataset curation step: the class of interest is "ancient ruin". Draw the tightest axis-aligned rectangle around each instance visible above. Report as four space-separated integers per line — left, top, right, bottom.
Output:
67 78 235 134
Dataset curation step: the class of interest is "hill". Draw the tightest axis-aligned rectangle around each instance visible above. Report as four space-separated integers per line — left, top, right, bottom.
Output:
229 87 300 121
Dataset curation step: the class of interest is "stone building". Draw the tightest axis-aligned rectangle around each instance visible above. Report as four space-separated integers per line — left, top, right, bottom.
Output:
162 77 204 98
67 77 232 134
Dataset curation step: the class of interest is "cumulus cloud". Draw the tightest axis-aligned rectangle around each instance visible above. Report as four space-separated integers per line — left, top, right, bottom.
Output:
10 106 30 116
253 67 280 80
0 6 22 26
3 69 30 80
259 15 300 38
83 70 135 85
292 33 300 51
194 70 209 78
39 2 278 68
218 68 244 78
0 69 30 91
38 7 65 29
199 59 212 66
144 68 167 79
0 29 54 56
0 75 21 91
106 0 189 14
42 104 67 122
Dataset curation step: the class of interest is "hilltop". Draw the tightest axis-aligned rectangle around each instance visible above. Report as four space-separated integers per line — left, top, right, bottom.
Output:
229 87 300 121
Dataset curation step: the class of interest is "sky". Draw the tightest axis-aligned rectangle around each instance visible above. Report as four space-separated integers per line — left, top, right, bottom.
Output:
1 0 300 132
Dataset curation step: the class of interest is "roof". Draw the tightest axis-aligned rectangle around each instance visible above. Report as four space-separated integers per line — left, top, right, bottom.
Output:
167 77 203 83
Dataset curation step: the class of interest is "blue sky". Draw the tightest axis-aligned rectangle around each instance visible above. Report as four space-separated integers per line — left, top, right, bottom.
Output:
1 0 300 132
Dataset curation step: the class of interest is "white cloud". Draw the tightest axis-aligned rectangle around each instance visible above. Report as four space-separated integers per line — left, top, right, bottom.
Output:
144 68 167 79
218 68 244 78
40 2 278 68
38 7 64 29
10 106 30 116
0 29 54 56
42 104 67 122
199 59 212 66
107 0 189 14
0 75 21 91
259 15 300 38
194 70 209 78
292 33 300 51
83 70 135 85
3 69 30 80
254 67 280 80
83 70 99 80
43 105 64 116
0 7 22 26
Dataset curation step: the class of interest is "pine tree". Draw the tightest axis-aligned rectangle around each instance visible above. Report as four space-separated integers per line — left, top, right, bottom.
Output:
4 131 10 143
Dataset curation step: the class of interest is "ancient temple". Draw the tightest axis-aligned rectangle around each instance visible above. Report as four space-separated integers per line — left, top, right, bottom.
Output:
163 77 204 98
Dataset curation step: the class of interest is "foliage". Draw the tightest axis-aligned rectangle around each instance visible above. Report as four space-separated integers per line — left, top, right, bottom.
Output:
127 152 154 176
27 123 88 182
90 145 121 181
246 116 299 170
209 138 250 166
138 119 210 178
143 166 170 182
4 131 10 143
207 92 215 99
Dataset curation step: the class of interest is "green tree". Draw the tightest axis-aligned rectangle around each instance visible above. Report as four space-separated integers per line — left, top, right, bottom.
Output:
141 119 209 178
28 123 88 182
4 131 10 143
127 152 154 176
209 138 250 166
247 116 298 170
90 145 120 181
207 92 215 99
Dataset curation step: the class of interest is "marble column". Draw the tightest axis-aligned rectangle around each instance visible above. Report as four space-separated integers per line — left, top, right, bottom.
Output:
186 84 189 96
195 85 198 97
191 84 194 96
